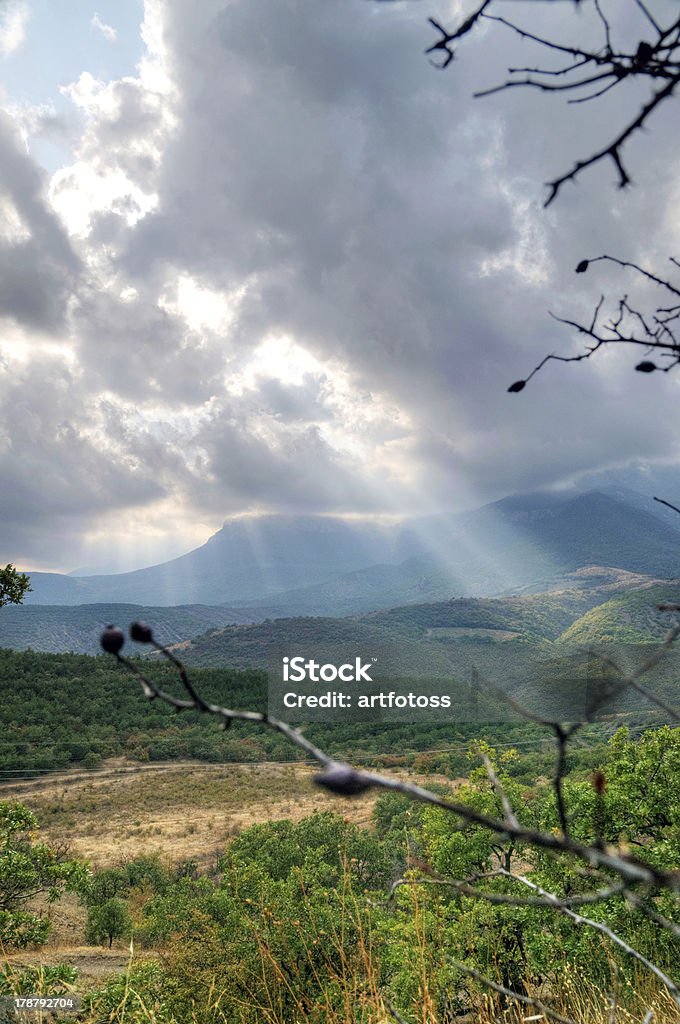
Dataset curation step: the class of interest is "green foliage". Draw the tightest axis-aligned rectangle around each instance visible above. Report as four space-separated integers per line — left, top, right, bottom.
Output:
69 726 680 1021
0 647 633 779
81 856 172 950
559 584 680 645
86 897 133 947
0 602 245 656
136 813 391 1023
0 962 78 996
83 961 177 1023
0 802 89 948
0 564 31 608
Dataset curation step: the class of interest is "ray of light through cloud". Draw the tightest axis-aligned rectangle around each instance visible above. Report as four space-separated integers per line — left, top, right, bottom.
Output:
0 0 678 574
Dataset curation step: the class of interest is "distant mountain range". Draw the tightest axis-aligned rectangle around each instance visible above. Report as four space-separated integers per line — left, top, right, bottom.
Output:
16 488 680 614
3 482 680 658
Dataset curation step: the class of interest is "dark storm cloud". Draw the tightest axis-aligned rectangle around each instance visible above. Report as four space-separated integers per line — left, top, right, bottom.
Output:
2 0 680 568
111 0 680 509
0 354 168 564
0 112 79 328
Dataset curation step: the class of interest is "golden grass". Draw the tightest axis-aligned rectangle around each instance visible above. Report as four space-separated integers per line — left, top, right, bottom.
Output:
1 761 381 870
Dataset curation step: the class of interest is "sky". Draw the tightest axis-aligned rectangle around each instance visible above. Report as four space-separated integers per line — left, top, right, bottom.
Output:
1 0 679 574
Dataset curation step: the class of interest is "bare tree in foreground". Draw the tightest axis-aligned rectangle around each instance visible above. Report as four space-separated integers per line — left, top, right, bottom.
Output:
379 1 680 387
413 0 680 207
100 617 680 1022
508 254 680 392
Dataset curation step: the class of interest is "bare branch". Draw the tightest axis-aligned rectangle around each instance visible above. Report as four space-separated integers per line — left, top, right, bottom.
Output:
498 870 680 1006
654 496 680 516
448 959 576 1024
100 624 680 895
586 622 680 724
544 76 679 206
391 872 630 909
383 996 411 1024
633 0 662 36
480 751 520 828
112 649 336 769
510 255 680 390
625 890 680 941
407 2 680 203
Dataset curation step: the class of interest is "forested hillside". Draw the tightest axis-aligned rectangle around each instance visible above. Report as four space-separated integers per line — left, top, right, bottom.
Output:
0 603 264 656
162 572 672 667
0 648 566 778
3 727 679 1023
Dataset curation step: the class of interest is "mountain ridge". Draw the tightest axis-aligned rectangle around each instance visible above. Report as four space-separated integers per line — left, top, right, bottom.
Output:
17 488 680 610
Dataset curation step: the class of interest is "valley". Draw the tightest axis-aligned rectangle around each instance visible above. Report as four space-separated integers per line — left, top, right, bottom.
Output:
2 485 679 1021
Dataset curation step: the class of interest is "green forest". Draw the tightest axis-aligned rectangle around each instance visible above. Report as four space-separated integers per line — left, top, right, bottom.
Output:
0 644 670 780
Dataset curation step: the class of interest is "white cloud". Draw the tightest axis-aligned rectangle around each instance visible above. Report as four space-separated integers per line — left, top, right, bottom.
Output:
0 192 30 241
0 0 28 56
91 12 117 43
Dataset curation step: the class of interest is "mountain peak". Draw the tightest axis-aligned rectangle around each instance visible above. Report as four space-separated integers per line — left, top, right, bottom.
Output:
20 488 680 609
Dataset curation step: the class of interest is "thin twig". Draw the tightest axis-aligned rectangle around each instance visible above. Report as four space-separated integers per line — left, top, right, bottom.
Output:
654 496 680 516
449 959 576 1024
499 870 680 1006
103 635 680 894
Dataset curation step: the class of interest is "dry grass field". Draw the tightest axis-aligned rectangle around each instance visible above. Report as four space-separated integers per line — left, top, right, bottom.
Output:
0 758 458 989
1 758 460 869
2 761 679 1022
0 759 387 870
1 759 398 987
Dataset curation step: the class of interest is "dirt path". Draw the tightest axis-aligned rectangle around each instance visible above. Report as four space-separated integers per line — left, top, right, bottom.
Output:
5 946 150 982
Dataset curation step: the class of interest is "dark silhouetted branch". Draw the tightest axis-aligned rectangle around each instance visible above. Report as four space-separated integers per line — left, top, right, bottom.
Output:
509 255 680 391
392 1 680 204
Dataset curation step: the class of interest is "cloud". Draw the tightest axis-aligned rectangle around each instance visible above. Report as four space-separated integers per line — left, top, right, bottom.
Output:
0 0 28 56
2 0 680 569
91 13 117 43
0 112 80 329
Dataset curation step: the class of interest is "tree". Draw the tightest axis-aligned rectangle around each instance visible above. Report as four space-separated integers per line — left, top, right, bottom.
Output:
0 564 31 608
86 897 133 948
0 802 88 948
100 622 680 1018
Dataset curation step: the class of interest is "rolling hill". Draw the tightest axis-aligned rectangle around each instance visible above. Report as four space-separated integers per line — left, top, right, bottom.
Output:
0 566 663 657
559 582 680 645
0 603 269 656
163 566 670 669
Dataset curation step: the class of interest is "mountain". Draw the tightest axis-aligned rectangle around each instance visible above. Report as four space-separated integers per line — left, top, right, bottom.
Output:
19 489 680 610
239 556 466 617
454 490 680 587
241 493 680 617
22 516 414 607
